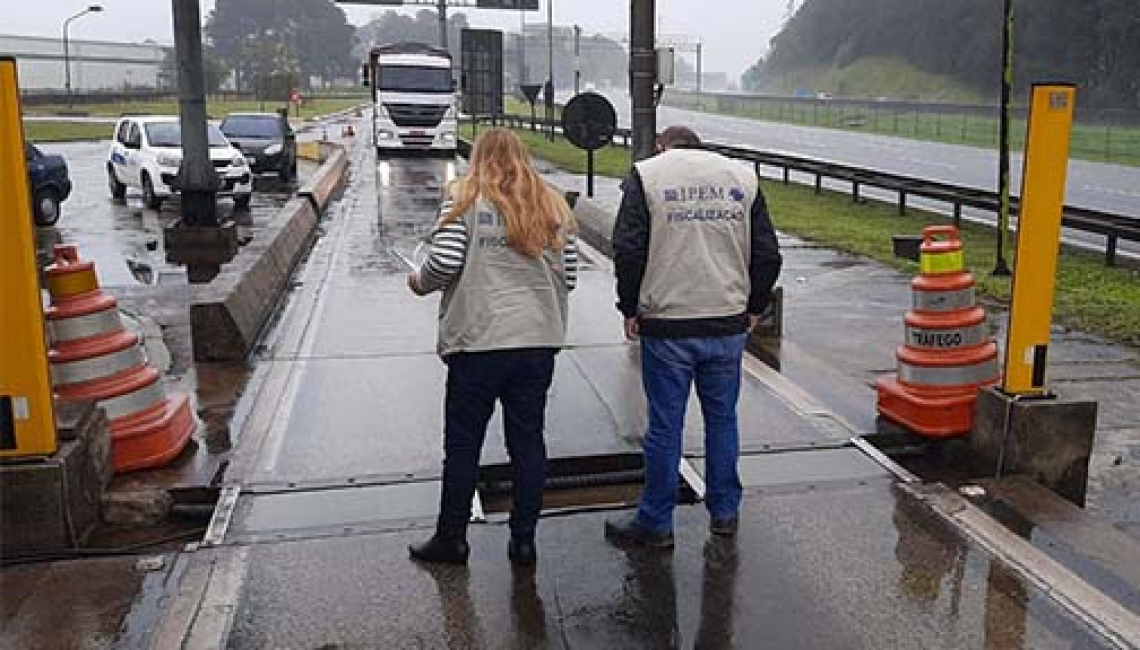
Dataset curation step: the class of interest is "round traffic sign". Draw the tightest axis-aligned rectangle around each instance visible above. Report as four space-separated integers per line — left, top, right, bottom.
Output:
561 92 617 151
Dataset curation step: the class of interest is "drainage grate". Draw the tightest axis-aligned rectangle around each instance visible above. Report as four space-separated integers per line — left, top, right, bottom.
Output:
477 453 700 515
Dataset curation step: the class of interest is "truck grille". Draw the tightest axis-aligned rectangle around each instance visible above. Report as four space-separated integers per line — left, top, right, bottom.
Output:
385 103 447 128
399 134 436 149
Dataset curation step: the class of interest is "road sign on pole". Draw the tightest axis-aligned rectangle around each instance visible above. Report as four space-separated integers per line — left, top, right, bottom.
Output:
0 58 58 459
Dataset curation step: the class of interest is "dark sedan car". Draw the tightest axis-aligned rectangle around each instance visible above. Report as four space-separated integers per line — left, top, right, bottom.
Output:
219 112 297 182
26 143 72 227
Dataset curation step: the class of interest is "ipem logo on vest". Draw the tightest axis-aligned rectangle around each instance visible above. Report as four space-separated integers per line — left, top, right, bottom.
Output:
477 210 509 248
662 184 747 224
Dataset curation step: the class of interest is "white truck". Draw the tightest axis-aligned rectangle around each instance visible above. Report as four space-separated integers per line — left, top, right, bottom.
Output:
366 43 457 154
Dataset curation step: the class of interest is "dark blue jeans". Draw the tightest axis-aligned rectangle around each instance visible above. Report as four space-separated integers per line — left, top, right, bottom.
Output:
637 334 748 534
438 348 556 540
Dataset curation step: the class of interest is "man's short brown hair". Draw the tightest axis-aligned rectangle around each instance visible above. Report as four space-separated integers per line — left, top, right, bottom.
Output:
657 126 701 150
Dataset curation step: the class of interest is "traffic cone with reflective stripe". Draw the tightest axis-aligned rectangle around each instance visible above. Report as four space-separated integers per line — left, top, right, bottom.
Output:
44 246 195 473
876 227 1000 438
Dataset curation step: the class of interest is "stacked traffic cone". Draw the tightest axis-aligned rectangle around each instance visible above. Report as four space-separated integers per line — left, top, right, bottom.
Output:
44 246 195 473
876 226 1000 438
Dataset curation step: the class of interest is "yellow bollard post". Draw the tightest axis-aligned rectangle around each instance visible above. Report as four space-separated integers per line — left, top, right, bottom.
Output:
0 57 57 458
1002 84 1077 397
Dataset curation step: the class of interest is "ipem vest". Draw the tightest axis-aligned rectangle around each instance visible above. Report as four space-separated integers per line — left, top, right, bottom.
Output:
635 148 758 321
437 200 569 356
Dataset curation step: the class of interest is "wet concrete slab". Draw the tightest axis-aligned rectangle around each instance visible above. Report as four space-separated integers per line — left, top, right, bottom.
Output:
0 555 159 650
225 481 1114 649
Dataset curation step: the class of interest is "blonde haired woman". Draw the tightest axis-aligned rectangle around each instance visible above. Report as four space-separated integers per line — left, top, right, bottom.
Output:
407 128 578 566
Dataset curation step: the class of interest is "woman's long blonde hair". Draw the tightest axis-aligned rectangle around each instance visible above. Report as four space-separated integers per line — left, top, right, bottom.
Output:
442 128 576 258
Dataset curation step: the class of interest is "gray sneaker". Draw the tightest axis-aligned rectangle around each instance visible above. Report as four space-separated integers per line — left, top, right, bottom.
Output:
710 515 739 536
604 513 674 548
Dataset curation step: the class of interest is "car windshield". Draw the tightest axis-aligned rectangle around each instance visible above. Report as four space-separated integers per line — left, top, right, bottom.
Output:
221 116 281 139
377 66 452 93
145 122 229 148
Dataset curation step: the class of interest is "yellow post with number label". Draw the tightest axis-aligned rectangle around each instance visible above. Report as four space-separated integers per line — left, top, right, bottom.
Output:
1002 84 1076 397
0 57 57 458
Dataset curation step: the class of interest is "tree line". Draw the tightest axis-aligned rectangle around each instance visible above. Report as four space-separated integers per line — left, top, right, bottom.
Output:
754 0 1140 108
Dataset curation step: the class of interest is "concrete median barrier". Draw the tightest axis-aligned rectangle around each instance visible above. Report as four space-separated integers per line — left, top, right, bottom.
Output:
190 142 349 362
298 144 349 215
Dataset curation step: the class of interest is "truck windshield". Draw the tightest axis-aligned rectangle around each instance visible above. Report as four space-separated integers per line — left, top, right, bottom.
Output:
378 66 452 93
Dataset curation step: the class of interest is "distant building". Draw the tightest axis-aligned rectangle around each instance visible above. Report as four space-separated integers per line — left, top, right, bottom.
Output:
701 72 731 93
0 34 168 92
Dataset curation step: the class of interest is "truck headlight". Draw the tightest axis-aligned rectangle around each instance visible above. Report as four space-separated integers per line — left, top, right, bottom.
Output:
264 143 283 155
157 153 182 167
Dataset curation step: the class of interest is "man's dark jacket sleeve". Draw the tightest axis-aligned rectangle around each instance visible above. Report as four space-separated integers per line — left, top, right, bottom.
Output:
613 170 651 318
748 188 783 315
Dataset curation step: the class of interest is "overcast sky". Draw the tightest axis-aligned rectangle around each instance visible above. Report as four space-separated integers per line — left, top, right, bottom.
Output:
3 0 786 79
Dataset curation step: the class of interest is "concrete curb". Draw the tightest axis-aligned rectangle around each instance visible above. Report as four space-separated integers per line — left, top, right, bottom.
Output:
190 142 349 362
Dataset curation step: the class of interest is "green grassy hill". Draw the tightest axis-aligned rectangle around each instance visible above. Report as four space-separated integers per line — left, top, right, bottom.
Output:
760 57 985 103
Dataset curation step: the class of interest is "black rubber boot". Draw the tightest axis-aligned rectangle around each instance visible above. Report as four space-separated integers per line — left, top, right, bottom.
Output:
409 533 470 565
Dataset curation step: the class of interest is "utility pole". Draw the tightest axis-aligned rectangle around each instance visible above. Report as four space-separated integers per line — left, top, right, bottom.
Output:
994 0 1013 277
695 41 702 107
546 0 554 141
574 24 581 96
519 9 526 85
172 0 217 226
438 0 448 51
630 0 656 162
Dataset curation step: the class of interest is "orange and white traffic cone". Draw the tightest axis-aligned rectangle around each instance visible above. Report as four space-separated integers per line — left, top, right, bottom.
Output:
44 246 195 473
876 226 1000 438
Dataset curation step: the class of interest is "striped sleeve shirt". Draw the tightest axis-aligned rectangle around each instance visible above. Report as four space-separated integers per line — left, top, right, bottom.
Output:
414 201 580 294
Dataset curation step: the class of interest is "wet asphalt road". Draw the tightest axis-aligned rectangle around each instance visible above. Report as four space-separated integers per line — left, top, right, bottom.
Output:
33 140 301 287
199 121 1122 648
598 93 1140 218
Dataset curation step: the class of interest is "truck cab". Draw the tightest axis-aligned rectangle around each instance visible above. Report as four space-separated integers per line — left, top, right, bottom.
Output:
367 43 457 155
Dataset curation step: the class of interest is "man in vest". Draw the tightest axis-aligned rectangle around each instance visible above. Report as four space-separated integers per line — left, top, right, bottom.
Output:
606 126 782 547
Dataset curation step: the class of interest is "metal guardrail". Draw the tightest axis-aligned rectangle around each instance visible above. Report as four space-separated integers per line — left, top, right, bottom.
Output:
470 112 1139 268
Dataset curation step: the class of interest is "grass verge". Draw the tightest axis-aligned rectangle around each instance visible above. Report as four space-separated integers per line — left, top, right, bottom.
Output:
24 121 110 143
481 124 631 178
508 128 1140 346
24 96 367 121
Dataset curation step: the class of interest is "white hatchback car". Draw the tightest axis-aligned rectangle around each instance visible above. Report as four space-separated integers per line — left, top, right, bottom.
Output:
107 116 253 210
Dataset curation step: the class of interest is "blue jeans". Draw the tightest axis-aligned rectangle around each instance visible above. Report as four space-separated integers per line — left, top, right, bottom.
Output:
637 334 747 533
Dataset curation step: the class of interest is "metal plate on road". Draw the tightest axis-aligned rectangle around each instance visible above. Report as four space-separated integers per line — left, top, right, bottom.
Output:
562 92 617 151
229 481 442 544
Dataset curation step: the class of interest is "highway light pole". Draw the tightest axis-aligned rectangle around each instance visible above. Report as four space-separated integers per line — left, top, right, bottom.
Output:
630 0 656 161
63 5 103 109
994 0 1013 277
546 0 554 141
573 24 581 95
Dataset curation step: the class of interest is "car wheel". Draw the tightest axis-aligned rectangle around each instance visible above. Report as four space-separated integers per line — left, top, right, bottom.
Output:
108 165 127 200
33 188 61 227
142 173 163 211
234 193 252 210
